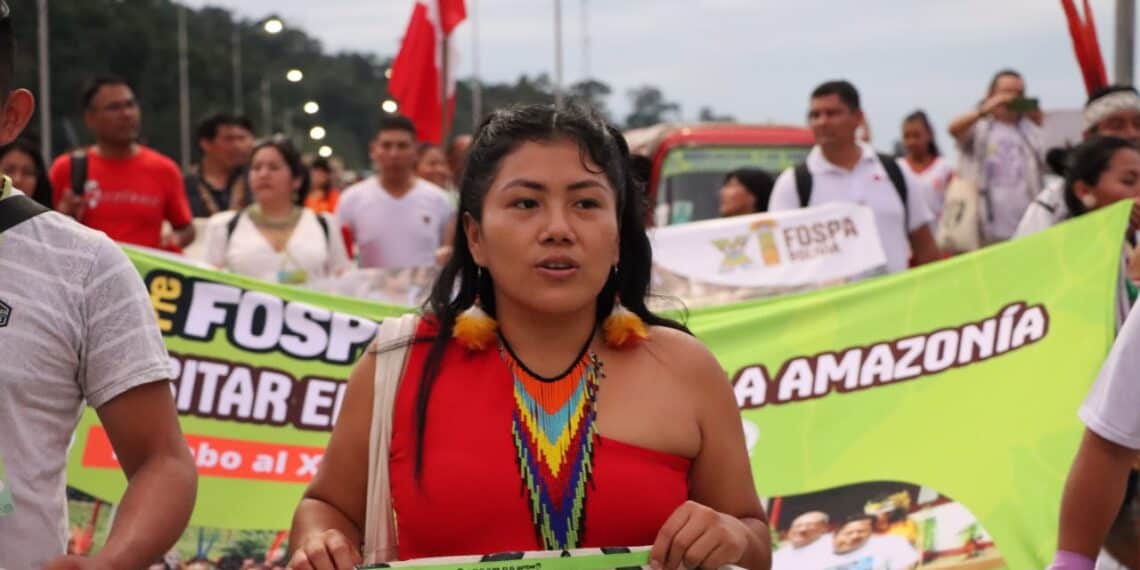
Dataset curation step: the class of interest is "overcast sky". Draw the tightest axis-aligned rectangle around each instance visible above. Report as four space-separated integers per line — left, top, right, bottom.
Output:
181 0 1127 151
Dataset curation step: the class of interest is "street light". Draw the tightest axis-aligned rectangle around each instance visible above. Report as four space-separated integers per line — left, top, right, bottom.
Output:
381 99 399 114
303 101 320 114
309 126 327 141
318 145 333 158
286 69 304 83
264 18 284 35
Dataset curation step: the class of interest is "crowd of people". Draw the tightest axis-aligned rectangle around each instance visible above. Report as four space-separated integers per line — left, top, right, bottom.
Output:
0 75 474 293
773 511 921 570
5 0 1140 567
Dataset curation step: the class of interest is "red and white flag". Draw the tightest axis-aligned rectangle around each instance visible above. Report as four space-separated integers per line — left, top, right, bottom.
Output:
389 0 467 144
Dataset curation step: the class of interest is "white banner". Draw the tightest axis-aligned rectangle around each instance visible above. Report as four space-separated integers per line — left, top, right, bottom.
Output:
648 203 887 290
177 204 888 310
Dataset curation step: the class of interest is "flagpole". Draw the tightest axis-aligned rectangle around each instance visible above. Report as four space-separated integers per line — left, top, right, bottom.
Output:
471 0 482 128
1117 0 1135 84
441 33 451 144
553 0 564 107
581 0 590 80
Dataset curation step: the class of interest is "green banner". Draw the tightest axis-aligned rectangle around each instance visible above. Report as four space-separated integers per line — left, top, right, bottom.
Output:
65 251 409 531
66 203 1130 569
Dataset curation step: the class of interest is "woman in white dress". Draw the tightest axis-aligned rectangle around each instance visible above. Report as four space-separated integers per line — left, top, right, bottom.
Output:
202 137 351 285
898 110 953 224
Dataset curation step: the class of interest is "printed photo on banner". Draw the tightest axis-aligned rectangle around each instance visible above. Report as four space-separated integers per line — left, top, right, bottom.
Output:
766 481 1002 570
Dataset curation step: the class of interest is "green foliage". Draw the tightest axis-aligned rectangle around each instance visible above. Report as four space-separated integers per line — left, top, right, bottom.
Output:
7 0 388 169
625 85 681 129
5 1 689 169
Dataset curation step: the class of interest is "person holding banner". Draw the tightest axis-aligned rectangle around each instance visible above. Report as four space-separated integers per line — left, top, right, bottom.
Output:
0 2 197 568
288 104 771 570
768 80 940 274
1052 300 1140 570
201 137 351 286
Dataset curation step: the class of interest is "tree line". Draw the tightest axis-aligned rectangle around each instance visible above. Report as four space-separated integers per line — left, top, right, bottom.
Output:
7 0 732 170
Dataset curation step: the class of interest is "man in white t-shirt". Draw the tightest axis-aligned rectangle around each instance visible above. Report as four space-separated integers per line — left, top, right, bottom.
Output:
949 69 1046 243
769 80 939 274
823 516 919 570
773 511 835 569
338 115 456 268
0 4 197 567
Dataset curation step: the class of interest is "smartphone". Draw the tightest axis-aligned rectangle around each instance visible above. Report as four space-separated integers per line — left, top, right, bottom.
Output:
1007 97 1040 114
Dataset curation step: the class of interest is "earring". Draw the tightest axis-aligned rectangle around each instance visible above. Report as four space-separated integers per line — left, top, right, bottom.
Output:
1081 193 1098 209
603 268 647 349
454 268 498 351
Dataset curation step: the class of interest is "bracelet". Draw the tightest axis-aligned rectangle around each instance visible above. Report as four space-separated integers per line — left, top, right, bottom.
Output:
1048 550 1095 570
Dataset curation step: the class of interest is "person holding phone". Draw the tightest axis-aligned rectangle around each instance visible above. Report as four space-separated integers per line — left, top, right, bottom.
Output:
948 69 1046 244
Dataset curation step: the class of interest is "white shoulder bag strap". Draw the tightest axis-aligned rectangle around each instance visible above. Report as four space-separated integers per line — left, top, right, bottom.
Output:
363 313 418 564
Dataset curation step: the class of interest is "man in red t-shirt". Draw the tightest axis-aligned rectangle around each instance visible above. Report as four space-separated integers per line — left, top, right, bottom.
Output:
50 77 194 250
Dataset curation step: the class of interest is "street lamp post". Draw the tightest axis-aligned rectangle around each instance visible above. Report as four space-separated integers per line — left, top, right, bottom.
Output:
37 0 51 161
260 78 272 136
232 23 242 115
178 6 191 169
236 15 286 129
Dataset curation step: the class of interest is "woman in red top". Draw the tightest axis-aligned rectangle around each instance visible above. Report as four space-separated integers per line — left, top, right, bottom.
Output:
288 104 771 570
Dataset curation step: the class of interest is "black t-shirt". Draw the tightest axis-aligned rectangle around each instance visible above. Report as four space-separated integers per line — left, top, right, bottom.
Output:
183 167 246 218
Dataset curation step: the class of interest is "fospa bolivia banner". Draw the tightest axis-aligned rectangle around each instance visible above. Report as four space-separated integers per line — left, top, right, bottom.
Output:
288 203 889 309
66 203 1129 569
648 202 886 289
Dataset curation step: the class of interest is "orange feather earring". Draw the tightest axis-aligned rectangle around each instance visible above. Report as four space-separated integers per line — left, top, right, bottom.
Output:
454 267 498 351
602 267 647 349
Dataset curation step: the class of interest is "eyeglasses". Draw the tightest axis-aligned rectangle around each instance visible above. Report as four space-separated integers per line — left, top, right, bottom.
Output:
95 99 139 114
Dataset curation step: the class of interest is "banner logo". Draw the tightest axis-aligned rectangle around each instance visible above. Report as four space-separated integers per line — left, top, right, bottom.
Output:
751 219 782 266
712 235 754 273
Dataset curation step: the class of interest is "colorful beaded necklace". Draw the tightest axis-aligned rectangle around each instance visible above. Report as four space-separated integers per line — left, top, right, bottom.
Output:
499 335 602 551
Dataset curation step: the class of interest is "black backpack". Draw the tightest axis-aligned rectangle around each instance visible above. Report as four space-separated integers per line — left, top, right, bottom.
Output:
793 153 909 228
70 149 89 196
0 194 50 233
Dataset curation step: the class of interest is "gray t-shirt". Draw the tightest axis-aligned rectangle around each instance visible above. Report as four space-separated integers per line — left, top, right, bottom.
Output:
960 117 1045 242
0 186 173 568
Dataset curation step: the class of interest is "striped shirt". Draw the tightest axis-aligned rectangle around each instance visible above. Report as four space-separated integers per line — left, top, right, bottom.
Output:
0 177 172 568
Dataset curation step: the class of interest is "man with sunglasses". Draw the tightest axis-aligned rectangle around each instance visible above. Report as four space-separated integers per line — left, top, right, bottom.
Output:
49 76 195 251
0 2 197 568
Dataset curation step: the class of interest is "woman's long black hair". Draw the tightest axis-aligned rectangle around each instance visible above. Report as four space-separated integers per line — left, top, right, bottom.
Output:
0 137 51 208
411 103 688 475
1063 136 1136 217
902 110 940 158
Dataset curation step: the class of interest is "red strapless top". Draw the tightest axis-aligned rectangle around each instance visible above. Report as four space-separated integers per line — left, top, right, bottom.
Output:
389 321 692 559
